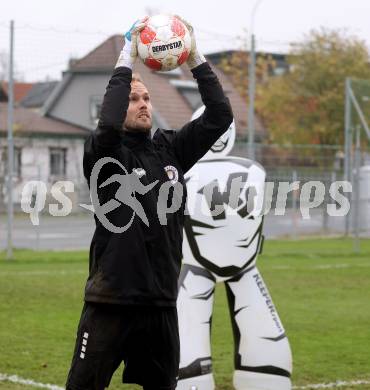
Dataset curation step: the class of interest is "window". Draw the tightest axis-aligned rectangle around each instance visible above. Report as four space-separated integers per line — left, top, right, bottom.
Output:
0 147 22 178
50 148 66 176
169 79 203 111
0 148 5 177
90 95 103 125
14 147 21 178
180 89 203 111
273 67 287 76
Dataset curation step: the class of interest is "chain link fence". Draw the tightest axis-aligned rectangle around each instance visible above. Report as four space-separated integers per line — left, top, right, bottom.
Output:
232 141 370 238
1 140 369 251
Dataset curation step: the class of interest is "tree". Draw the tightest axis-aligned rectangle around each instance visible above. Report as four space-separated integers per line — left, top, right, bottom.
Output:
220 45 275 102
0 50 22 82
0 50 8 81
256 29 370 145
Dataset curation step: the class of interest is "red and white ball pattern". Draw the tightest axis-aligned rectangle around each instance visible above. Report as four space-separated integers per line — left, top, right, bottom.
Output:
137 14 191 72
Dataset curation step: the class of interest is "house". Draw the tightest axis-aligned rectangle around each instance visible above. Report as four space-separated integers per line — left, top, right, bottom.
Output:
0 76 91 211
0 103 89 210
20 81 58 110
0 81 34 103
206 50 290 77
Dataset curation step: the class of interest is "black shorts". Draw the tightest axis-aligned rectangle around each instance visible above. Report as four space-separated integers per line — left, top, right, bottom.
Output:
66 303 179 390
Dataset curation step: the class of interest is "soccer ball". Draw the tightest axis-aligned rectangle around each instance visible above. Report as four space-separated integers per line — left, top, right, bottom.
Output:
137 14 192 72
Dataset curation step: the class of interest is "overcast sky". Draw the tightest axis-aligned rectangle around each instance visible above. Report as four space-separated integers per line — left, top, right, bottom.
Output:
1 0 370 81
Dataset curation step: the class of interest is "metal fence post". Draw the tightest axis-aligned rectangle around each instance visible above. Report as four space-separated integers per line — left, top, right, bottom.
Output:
353 126 361 253
35 164 41 251
344 78 352 236
322 172 329 233
292 170 298 239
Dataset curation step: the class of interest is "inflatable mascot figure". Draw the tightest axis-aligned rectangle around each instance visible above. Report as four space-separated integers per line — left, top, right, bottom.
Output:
176 107 292 390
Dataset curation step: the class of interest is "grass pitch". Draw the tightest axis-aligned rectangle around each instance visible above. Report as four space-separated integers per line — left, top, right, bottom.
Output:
0 238 370 390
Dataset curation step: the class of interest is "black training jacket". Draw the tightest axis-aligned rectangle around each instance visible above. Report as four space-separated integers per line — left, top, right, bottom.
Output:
83 62 233 306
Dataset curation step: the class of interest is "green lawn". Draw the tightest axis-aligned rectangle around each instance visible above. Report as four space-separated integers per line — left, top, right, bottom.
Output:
0 238 370 390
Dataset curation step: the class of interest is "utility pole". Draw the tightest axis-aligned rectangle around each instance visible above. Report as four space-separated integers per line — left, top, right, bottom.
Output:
248 0 264 161
6 20 14 260
248 33 256 160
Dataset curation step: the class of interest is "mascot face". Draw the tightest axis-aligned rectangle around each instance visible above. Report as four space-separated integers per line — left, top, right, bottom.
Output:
184 106 265 281
183 159 266 281
191 105 236 159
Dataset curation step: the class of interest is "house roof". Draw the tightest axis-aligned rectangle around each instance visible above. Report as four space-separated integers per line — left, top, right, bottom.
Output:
21 81 58 108
71 35 123 71
0 103 89 137
0 82 34 103
45 35 256 137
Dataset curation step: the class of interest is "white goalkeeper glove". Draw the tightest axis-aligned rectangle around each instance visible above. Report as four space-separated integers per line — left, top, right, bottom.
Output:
115 18 147 69
175 15 206 69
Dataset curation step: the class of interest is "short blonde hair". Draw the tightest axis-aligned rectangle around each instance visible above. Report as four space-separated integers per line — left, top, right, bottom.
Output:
132 72 144 84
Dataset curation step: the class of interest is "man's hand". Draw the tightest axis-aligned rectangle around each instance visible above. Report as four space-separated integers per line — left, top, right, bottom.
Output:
115 18 148 69
175 15 206 69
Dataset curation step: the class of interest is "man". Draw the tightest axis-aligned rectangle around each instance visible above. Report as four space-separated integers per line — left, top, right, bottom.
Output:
66 17 233 390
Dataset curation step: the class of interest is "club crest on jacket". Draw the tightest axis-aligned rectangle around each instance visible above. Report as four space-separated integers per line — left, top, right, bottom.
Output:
164 165 179 184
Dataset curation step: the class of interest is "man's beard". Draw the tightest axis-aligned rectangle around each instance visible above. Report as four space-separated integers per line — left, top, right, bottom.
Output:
125 125 151 134
124 119 152 133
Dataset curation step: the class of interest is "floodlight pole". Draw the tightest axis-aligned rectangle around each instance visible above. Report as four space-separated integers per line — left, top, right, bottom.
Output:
6 20 15 261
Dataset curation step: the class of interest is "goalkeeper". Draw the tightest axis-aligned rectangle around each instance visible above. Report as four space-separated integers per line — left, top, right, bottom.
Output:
66 16 233 390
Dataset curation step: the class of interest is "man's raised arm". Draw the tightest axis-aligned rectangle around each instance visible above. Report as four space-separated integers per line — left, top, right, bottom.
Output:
89 21 145 152
170 17 233 173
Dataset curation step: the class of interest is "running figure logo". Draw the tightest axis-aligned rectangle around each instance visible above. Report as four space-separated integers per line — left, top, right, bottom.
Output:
90 157 158 233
